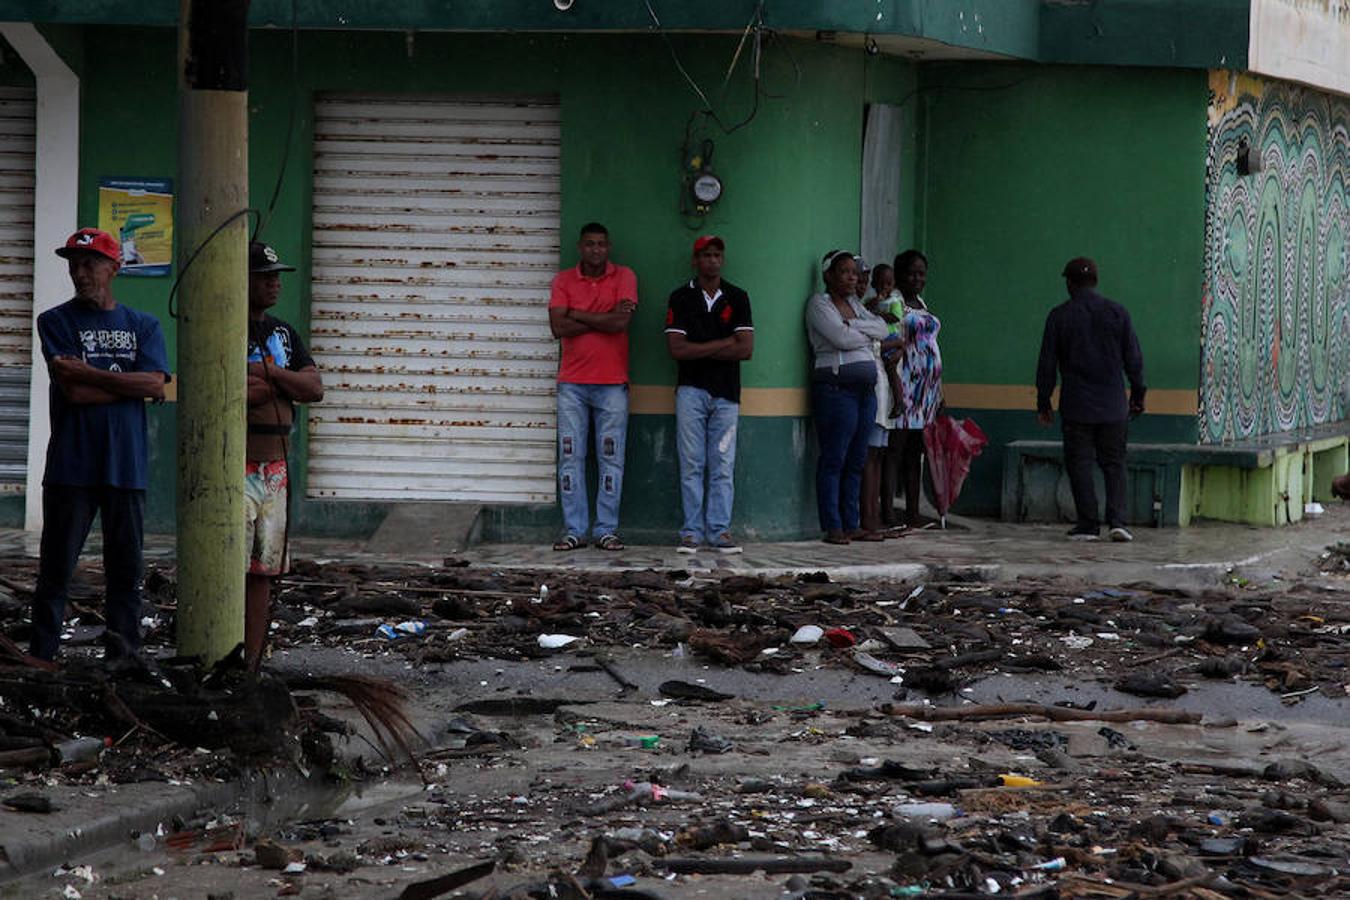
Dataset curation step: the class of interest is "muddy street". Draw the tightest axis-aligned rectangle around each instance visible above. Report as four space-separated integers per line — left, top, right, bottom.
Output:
3 534 1350 899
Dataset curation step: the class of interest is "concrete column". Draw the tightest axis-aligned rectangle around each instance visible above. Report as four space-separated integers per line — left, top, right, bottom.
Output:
0 23 78 532
174 0 249 665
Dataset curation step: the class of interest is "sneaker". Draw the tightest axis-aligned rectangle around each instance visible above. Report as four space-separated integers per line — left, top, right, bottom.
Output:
710 532 743 554
1108 526 1134 543
1067 527 1100 542
676 534 700 554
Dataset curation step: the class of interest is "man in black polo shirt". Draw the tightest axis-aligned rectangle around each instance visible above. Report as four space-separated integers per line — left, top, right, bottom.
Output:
1036 257 1145 543
664 236 754 553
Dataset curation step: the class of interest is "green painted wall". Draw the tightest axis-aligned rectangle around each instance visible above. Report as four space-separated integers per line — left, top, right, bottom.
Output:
71 26 917 539
1039 0 1249 70
64 28 1227 538
16 2 1043 61
917 63 1210 513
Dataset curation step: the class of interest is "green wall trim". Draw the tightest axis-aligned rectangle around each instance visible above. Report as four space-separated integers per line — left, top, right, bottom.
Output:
11 1 1041 61
10 1 1255 70
1039 0 1249 70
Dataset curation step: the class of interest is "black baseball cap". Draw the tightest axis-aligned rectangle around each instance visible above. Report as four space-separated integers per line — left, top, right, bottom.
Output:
1061 257 1098 281
249 241 296 273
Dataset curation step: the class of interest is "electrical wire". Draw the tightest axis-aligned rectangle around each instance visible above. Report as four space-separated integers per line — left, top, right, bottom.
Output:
169 0 301 319
643 0 776 136
167 207 258 320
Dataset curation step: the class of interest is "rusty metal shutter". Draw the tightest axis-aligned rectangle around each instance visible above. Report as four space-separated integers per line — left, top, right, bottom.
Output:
307 93 561 502
0 87 35 486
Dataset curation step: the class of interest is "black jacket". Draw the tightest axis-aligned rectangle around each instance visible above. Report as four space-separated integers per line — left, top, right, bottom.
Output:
1036 288 1145 424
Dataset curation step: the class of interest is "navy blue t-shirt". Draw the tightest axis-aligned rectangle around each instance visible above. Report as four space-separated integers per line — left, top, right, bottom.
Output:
37 299 170 489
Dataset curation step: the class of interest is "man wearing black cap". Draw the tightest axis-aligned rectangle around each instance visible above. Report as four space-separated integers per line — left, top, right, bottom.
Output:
31 228 170 660
244 241 323 668
1035 257 1145 542
664 235 754 553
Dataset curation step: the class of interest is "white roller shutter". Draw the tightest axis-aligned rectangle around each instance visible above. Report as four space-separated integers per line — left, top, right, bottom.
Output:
307 93 561 503
0 87 35 487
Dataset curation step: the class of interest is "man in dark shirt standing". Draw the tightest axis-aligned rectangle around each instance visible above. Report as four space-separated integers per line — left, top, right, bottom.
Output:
244 242 323 669
664 236 754 553
32 228 170 660
1036 257 1145 542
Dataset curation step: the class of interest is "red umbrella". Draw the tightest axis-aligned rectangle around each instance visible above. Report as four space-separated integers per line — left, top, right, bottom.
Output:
922 414 989 526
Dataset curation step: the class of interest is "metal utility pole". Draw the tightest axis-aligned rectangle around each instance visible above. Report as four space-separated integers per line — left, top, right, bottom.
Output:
175 0 251 664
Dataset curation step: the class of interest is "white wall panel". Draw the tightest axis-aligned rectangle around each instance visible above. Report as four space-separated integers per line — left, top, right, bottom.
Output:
0 88 35 486
307 93 560 502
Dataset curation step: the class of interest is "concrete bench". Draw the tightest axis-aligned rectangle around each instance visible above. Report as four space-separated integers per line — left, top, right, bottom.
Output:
1002 424 1349 527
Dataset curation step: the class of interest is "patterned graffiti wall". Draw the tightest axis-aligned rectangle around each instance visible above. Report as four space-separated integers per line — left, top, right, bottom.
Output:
1201 71 1350 443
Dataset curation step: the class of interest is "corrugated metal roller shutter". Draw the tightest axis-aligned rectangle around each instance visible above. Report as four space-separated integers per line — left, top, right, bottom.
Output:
0 87 35 487
308 93 561 503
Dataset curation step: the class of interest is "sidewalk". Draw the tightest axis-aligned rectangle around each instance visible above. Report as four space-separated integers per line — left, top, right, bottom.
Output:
1 506 1343 588
297 506 1348 588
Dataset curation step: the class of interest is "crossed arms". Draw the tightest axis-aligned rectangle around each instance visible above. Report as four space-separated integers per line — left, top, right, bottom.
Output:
549 300 637 338
248 362 323 407
49 356 165 405
666 329 754 362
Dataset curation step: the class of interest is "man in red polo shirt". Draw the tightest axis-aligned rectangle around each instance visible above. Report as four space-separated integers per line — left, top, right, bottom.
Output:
548 222 638 551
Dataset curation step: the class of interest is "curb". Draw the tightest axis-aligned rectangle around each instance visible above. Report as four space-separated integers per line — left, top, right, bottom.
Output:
0 779 242 880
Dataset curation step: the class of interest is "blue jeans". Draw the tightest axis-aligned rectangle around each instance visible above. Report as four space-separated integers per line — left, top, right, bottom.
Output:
811 379 876 532
31 484 145 660
557 382 629 539
675 386 739 542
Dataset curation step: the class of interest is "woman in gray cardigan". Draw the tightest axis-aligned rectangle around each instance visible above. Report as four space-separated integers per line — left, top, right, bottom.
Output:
805 250 899 544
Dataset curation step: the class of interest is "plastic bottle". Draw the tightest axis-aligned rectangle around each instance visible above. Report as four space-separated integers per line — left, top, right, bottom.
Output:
893 801 959 821
623 735 661 749
54 736 109 764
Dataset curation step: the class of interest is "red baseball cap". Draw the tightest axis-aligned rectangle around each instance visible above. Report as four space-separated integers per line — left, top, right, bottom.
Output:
692 235 725 255
56 228 122 267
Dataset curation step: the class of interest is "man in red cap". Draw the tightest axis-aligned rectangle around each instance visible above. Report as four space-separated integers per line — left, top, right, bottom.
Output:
664 235 754 553
30 227 170 660
1036 257 1145 543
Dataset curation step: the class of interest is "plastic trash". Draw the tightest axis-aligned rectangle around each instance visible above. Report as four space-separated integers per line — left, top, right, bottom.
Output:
537 634 581 649
688 726 733 754
377 621 427 639
624 735 661 749
625 780 702 802
823 627 856 648
53 736 109 764
606 875 637 888
894 801 958 821
852 650 903 677
790 625 824 645
999 774 1042 788
1032 857 1066 871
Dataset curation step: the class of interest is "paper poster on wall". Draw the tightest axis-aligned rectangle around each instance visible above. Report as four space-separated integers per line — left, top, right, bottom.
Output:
97 177 173 277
